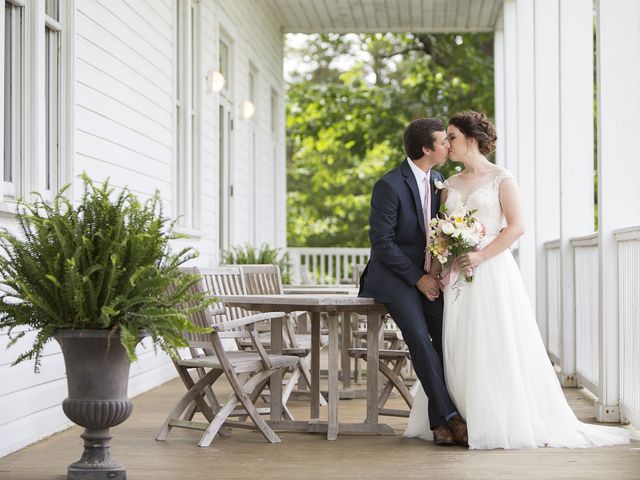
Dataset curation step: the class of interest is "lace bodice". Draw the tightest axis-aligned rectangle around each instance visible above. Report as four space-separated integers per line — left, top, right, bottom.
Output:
444 168 515 240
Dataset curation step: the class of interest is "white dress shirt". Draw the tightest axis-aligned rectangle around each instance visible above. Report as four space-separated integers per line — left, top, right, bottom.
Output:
407 158 430 209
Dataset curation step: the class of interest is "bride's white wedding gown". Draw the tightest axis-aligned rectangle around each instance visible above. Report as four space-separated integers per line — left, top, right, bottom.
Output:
404 168 635 449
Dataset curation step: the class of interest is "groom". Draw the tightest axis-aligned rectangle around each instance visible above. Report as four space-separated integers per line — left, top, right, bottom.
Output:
359 118 468 446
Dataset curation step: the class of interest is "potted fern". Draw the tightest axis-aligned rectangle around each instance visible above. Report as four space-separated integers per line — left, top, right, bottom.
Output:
0 174 212 480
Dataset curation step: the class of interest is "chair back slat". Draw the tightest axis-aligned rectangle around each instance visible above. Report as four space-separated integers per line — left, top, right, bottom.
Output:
239 264 289 334
199 266 250 328
241 264 284 295
172 270 216 349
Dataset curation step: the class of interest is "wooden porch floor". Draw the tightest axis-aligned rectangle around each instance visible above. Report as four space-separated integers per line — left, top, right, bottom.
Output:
1 375 639 480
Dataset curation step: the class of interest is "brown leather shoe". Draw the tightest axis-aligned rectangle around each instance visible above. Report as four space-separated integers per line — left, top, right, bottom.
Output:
447 414 469 447
432 425 456 446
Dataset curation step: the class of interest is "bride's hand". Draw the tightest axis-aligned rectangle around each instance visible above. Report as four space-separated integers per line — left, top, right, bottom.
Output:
457 251 485 271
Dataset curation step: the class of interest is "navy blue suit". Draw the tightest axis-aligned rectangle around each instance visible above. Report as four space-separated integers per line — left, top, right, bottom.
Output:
359 159 456 428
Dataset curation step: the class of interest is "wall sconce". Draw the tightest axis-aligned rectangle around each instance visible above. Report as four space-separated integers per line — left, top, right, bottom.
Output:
207 70 225 93
242 100 255 119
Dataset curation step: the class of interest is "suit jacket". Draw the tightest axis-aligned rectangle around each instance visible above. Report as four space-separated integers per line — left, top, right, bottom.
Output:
358 159 444 303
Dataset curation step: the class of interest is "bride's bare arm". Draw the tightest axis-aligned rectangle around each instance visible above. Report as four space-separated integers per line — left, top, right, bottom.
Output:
457 178 525 270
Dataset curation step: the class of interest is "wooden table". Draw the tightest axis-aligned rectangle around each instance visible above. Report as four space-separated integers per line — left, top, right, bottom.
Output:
218 294 392 440
282 286 356 295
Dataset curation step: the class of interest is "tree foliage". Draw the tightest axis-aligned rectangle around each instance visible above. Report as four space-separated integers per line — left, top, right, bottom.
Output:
287 33 495 247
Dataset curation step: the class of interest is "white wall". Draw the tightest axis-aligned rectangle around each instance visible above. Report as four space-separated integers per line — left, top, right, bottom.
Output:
211 0 286 251
0 0 286 457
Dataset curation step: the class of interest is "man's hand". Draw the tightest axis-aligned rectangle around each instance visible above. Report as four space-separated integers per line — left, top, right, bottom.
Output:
416 274 441 301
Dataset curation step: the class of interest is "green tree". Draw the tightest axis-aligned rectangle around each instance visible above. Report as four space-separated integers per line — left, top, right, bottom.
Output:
287 33 495 247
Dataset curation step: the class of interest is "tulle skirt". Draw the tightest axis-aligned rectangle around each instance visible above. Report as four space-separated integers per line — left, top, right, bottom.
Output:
405 248 636 449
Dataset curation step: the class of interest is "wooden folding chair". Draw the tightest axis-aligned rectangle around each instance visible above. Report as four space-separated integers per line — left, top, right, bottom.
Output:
349 263 413 402
348 321 414 418
240 264 327 407
199 266 310 418
156 268 298 446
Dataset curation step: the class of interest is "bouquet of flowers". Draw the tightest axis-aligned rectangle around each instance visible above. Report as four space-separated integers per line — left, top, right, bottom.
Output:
427 201 486 284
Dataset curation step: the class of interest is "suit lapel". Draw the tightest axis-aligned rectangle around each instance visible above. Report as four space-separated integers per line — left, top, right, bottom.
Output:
401 160 426 235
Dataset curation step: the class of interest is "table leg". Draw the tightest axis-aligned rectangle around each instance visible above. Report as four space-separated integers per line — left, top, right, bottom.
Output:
270 316 283 422
310 312 321 419
327 312 339 440
366 312 381 425
341 313 352 390
298 312 309 391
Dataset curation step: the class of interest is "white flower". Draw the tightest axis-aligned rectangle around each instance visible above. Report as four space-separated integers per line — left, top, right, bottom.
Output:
434 180 445 190
441 222 455 235
451 202 466 219
461 230 477 245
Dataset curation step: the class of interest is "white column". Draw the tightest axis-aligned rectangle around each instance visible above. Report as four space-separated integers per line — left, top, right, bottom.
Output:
533 0 561 348
557 0 595 387
502 0 518 178
595 0 640 422
493 15 506 168
515 0 536 306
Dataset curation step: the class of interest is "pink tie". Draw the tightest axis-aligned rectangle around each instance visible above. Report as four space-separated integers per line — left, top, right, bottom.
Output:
423 176 432 273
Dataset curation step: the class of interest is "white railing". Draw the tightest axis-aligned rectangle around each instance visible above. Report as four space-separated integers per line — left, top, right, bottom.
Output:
544 240 562 363
615 226 640 427
543 226 640 428
571 234 599 394
287 247 369 285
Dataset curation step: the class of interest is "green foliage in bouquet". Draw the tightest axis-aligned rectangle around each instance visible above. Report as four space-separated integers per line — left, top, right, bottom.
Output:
0 173 214 371
222 243 291 284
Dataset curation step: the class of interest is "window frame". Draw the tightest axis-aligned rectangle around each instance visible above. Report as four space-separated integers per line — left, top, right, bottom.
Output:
44 0 62 195
2 0 26 200
173 0 201 232
1 0 73 208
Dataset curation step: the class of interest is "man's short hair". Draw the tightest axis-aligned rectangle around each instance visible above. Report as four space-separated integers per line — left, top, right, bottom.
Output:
403 118 445 160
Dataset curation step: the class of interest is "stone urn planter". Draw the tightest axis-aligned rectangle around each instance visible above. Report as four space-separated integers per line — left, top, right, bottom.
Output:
55 330 145 480
0 175 213 479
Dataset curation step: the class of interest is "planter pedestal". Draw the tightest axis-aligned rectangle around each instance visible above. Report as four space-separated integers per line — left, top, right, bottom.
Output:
55 330 139 480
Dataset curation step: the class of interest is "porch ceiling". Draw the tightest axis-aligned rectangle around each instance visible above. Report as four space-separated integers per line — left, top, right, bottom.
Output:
269 0 503 33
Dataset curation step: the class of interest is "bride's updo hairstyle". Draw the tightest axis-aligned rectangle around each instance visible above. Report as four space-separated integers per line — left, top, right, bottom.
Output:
448 111 497 155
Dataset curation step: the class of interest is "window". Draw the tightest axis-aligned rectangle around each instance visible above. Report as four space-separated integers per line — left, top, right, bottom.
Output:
3 0 70 204
248 62 257 242
45 0 61 192
3 0 25 199
174 0 200 229
219 38 229 95
249 63 256 104
270 87 277 134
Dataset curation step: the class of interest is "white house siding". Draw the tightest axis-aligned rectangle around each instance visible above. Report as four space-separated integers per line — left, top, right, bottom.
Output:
0 0 285 457
206 0 286 251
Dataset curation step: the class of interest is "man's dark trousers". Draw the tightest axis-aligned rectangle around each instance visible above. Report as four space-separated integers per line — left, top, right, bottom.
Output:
359 159 457 429
384 289 453 428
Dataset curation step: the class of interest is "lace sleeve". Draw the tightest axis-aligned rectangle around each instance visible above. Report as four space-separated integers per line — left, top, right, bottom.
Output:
493 169 515 189
443 173 459 189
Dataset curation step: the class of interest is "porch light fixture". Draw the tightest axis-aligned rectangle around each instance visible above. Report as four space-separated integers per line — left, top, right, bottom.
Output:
242 100 255 119
207 70 225 92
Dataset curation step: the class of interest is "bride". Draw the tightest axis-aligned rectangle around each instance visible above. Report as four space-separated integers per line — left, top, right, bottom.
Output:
405 110 636 449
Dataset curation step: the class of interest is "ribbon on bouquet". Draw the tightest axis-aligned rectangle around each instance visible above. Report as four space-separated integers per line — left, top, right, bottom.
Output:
439 262 474 301
439 266 455 289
